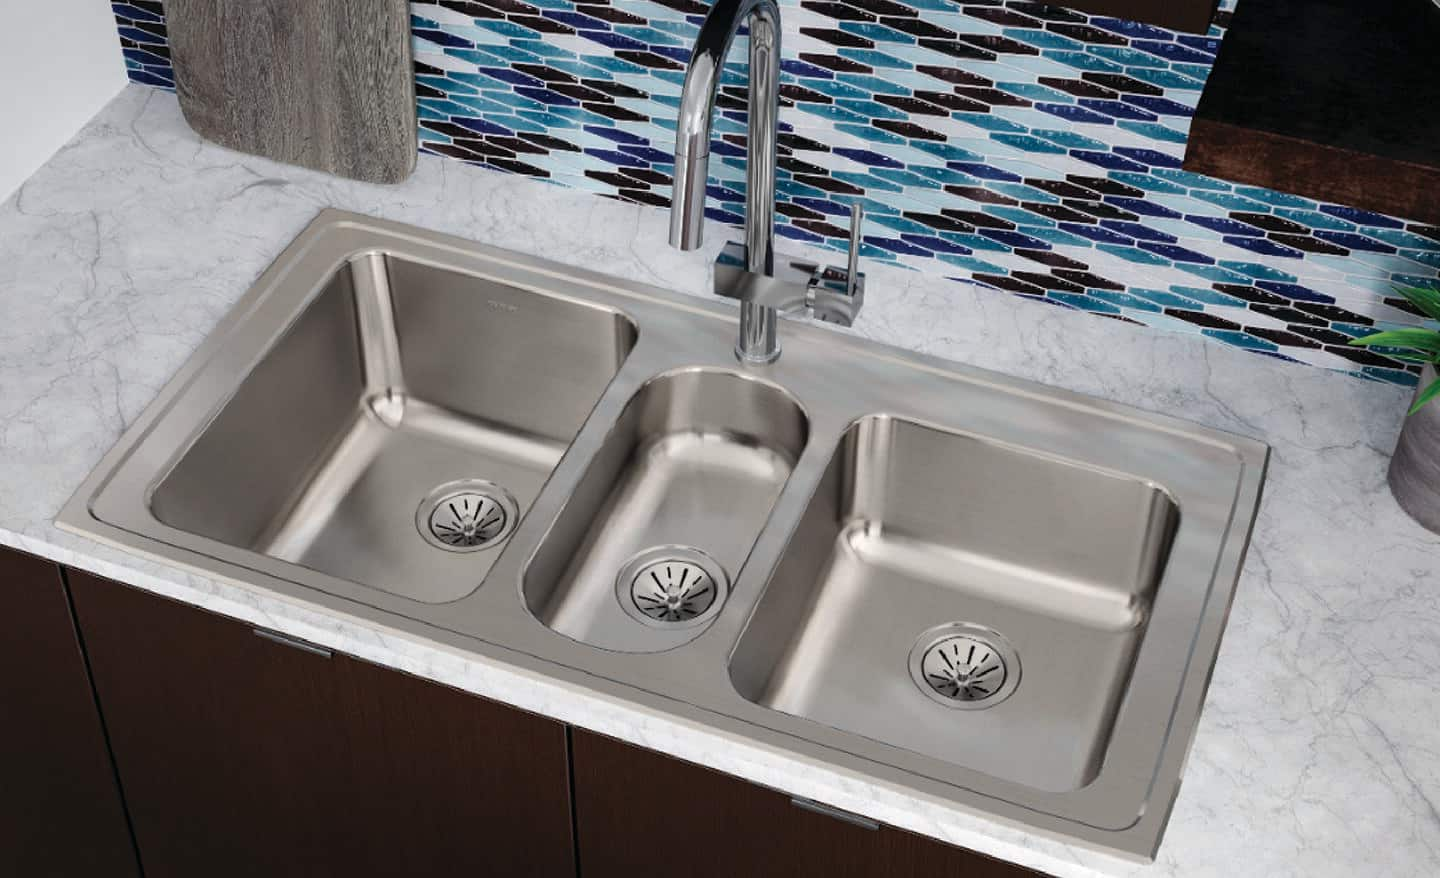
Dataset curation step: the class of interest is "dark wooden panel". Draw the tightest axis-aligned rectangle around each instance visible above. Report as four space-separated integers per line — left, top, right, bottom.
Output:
1063 0 1219 34
69 571 574 878
1186 118 1440 227
572 729 1050 878
1185 0 1440 223
166 0 416 183
0 549 138 878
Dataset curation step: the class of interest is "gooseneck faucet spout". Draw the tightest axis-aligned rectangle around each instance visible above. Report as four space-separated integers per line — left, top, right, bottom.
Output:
670 0 784 363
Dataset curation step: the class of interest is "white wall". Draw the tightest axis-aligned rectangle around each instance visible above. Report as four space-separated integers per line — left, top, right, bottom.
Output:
0 0 128 201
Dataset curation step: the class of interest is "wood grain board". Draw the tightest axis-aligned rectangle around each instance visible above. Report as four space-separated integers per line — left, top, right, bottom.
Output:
166 0 416 184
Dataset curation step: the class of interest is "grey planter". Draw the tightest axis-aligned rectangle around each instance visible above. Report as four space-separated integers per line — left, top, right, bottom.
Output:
1389 363 1440 533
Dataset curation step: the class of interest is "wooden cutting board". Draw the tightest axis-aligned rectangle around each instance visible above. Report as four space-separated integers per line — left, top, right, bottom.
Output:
166 0 416 184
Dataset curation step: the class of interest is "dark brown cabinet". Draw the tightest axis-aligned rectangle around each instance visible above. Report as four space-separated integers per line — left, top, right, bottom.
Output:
0 548 138 878
572 729 1048 878
68 571 575 878
16 555 1047 877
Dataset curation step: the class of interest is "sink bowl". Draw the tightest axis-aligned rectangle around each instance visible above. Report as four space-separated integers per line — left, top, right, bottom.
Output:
61 211 1268 860
524 368 807 652
148 252 635 602
729 415 1178 792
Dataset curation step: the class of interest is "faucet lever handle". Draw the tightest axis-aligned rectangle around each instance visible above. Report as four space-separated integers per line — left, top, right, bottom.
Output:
846 202 864 298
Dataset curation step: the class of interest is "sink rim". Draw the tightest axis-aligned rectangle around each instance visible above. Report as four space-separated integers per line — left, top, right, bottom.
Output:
57 209 1269 861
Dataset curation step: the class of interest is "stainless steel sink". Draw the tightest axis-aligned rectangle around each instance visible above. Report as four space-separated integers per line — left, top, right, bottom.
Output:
61 211 1268 860
729 415 1178 793
524 368 807 652
145 252 634 602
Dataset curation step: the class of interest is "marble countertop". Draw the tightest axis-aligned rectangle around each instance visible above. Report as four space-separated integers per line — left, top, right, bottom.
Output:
3 85 1437 878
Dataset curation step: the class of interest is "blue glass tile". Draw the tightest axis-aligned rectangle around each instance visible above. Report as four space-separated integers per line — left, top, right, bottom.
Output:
1254 281 1334 303
1393 274 1440 291
1220 261 1299 282
1017 227 1095 248
1048 292 1122 313
796 103 871 125
1120 95 1195 117
1223 236 1305 259
834 147 905 169
836 49 910 70
1187 215 1263 236
909 141 986 163
1361 368 1420 387
1030 129 1110 151
1071 150 1148 172
1089 290 1163 312
1088 45 1167 68
1190 190 1275 212
954 113 1030 133
864 236 934 257
454 117 513 136
1107 196 1181 218
1060 223 1135 245
1003 28 1084 51
979 229 1052 250
1175 264 1260 285
901 234 973 255
1139 242 1214 263
1131 40 1216 64
1078 99 1157 122
1035 103 1115 125
1360 227 1440 250
1115 121 1189 144
835 122 907 145
1108 171 1187 194
1175 35 1222 55
1122 67 1207 90
1102 220 1176 243
1089 18 1177 41
1130 288 1204 309
1046 51 1125 73
1113 147 1183 169
781 58 835 79
992 82 1076 102
991 133 1069 154
1202 329 1280 352
543 11 611 30
948 161 1023 183
1320 204 1405 228
1313 230 1397 253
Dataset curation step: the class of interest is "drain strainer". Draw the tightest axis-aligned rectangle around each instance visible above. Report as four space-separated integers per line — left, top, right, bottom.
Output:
908 623 1020 710
615 546 729 628
415 480 519 552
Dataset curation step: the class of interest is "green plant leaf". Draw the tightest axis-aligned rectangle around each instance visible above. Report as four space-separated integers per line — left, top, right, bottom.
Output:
1411 375 1440 415
1394 284 1440 322
1349 328 1440 355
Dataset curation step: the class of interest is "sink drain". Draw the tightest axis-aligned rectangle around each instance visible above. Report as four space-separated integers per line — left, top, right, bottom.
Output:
908 623 1020 710
415 480 519 552
616 546 729 628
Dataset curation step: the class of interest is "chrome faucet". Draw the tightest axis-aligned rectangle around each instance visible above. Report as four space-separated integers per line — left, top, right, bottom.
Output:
670 0 865 364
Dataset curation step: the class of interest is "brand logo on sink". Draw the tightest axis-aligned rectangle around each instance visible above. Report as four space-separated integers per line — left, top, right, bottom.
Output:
487 299 519 313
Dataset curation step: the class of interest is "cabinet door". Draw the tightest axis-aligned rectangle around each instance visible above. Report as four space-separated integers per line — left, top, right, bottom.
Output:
69 571 575 878
572 729 1048 878
0 549 138 877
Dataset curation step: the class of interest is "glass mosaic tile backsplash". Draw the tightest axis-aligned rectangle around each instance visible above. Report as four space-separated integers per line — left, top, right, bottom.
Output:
112 0 1440 386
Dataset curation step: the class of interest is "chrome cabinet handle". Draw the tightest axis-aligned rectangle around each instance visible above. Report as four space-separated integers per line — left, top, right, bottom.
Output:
253 627 333 658
790 796 881 831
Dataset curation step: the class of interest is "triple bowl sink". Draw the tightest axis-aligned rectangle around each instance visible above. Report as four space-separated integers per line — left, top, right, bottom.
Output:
60 211 1267 859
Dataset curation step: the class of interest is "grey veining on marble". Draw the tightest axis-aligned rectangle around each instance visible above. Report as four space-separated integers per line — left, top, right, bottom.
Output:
2 85 1438 878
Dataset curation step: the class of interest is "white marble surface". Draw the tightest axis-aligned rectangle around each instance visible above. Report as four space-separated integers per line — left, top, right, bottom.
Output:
3 85 1438 877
